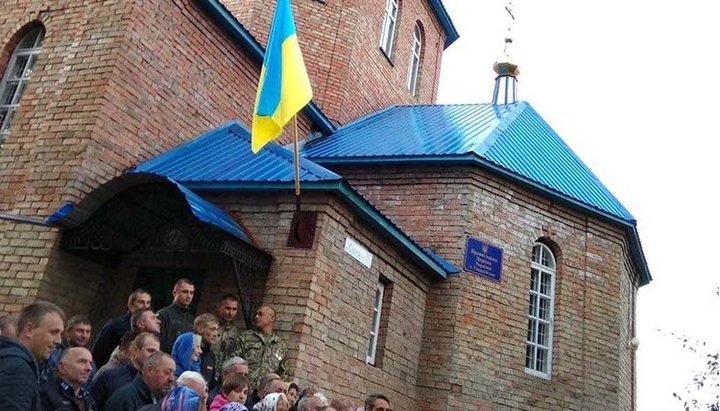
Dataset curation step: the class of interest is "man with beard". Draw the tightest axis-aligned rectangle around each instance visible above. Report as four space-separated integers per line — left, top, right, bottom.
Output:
39 347 97 411
103 352 176 411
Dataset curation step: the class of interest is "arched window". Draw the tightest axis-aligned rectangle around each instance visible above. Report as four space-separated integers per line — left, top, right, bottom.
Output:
0 25 45 148
406 22 422 96
525 242 556 378
379 0 398 57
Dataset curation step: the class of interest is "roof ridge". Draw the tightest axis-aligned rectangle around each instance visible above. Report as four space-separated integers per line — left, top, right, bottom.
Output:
516 104 635 221
468 102 527 155
246 130 342 181
337 104 399 129
392 102 496 108
303 105 401 150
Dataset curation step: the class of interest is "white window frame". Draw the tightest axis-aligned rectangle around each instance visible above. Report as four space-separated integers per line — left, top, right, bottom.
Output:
406 23 422 95
379 0 398 58
366 281 384 365
0 26 45 147
525 242 557 379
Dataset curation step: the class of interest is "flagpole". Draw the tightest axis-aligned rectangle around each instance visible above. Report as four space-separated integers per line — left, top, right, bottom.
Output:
293 115 301 214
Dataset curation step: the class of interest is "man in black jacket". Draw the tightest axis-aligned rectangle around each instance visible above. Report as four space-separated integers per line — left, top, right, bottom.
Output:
0 301 65 411
103 352 176 411
90 332 160 410
39 347 97 411
91 289 151 368
157 278 195 353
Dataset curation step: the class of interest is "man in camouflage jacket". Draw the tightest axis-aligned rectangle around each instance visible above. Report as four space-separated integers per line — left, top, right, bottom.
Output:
231 305 287 391
211 294 241 381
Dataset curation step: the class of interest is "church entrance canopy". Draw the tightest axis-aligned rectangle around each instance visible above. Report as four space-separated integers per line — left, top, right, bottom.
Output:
47 172 271 324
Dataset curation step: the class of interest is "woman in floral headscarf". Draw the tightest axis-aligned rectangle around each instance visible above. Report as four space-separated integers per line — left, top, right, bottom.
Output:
161 386 202 411
251 392 290 411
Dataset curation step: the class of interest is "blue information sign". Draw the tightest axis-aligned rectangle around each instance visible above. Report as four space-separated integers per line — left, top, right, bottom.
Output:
463 237 503 281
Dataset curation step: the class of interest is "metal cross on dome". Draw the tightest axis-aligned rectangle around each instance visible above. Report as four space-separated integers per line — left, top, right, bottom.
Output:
503 0 515 61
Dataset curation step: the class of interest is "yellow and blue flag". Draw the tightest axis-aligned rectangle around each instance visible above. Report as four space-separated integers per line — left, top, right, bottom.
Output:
251 0 313 153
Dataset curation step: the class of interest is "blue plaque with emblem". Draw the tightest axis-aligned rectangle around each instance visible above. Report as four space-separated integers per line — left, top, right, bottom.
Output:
464 237 503 281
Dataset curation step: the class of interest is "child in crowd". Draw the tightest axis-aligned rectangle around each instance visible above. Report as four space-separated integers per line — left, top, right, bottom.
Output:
286 383 299 407
211 374 250 411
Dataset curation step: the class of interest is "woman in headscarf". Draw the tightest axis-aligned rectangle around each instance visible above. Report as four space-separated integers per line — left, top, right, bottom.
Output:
161 385 203 411
251 392 290 411
171 332 202 376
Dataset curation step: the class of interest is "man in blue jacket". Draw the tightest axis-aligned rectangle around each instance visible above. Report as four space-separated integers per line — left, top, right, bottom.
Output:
0 301 65 411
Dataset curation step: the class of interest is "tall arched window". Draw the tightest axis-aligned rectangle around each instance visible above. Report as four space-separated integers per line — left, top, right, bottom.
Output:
0 25 45 148
525 242 556 378
379 0 398 57
406 23 422 96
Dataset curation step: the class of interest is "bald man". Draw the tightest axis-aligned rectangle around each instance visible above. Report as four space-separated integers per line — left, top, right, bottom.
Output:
230 305 287 391
39 347 97 411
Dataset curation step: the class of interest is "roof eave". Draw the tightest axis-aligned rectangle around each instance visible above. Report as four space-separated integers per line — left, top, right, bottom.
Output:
181 180 450 280
427 0 460 48
308 154 652 286
194 0 335 135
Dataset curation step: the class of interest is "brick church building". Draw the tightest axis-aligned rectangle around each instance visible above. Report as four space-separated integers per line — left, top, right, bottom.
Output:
0 0 650 410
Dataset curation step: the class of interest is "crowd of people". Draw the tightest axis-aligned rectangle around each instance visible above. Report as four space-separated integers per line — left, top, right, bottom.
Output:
0 278 393 411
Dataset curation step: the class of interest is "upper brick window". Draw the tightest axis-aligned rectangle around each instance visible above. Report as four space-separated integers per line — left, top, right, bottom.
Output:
0 25 45 149
379 0 399 58
406 22 423 96
525 242 556 379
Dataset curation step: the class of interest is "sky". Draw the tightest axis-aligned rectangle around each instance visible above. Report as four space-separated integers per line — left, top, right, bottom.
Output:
436 1 720 410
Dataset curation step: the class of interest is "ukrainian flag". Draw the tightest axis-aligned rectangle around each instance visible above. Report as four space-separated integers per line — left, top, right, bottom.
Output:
251 0 313 153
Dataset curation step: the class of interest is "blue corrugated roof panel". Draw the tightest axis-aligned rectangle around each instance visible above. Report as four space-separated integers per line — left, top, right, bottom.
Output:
131 121 341 184
302 102 634 223
173 181 251 243
45 173 254 245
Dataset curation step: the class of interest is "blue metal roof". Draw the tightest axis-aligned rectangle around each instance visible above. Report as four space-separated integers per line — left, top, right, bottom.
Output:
423 247 461 275
131 121 341 184
302 101 651 285
130 121 458 279
302 102 633 222
174 181 251 242
46 173 253 245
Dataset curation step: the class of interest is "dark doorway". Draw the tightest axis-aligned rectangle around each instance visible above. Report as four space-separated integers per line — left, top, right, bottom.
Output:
133 268 205 314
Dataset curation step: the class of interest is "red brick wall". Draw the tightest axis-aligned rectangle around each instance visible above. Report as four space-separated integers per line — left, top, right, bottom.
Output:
220 0 447 125
210 190 435 408
0 0 312 313
333 164 640 410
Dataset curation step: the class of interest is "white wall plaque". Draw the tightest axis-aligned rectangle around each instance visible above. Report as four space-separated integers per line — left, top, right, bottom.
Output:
344 237 373 269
